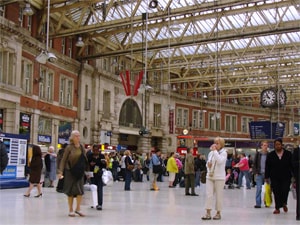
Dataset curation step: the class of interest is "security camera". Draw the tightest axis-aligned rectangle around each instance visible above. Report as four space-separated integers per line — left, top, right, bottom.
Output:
47 52 57 63
139 127 149 136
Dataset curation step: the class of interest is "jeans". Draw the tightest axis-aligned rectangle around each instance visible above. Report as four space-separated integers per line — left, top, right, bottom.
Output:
124 170 132 190
238 170 251 189
255 173 264 206
195 170 201 187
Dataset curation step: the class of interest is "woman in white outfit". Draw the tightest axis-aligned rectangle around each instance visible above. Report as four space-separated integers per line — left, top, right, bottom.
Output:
202 136 227 220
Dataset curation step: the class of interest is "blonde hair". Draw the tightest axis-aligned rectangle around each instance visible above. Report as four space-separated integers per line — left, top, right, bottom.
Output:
214 136 225 148
124 150 130 156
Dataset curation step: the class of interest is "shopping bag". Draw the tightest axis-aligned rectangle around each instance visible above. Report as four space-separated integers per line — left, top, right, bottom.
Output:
264 183 272 207
291 182 297 200
102 169 113 186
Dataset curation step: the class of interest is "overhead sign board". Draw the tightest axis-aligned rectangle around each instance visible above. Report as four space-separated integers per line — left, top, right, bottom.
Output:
249 121 285 140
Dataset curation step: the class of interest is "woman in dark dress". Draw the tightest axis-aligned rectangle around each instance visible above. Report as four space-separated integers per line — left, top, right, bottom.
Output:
58 130 89 217
24 145 43 197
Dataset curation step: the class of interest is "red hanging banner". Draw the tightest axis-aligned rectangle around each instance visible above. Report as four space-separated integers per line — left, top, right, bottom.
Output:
125 70 131 96
133 70 144 96
120 71 130 96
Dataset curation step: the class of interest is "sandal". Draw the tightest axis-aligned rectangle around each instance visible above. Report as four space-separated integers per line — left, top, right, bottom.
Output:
75 211 85 217
213 214 221 220
68 212 75 217
201 214 211 220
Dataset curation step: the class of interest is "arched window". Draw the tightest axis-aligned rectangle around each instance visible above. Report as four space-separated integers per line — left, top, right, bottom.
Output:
119 99 142 128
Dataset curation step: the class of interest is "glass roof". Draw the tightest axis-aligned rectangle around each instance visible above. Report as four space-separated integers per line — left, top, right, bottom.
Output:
47 0 300 106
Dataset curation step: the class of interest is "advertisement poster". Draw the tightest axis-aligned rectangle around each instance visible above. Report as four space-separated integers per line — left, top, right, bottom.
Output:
19 112 31 139
58 121 72 144
169 110 174 134
0 132 27 179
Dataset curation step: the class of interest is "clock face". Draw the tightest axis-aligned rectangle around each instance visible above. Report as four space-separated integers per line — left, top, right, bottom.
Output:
278 89 287 106
183 129 189 135
261 89 276 107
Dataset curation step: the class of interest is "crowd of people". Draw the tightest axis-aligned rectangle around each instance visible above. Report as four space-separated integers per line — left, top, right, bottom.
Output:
13 130 300 221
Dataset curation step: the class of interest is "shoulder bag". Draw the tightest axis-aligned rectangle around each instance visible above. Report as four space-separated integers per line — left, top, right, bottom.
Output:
69 147 86 180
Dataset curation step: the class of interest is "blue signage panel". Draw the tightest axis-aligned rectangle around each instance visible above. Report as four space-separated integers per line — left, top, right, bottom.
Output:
249 121 285 139
0 165 17 179
37 135 52 143
272 122 285 139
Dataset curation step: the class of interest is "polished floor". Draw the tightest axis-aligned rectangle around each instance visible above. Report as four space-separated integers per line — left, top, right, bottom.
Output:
0 178 298 225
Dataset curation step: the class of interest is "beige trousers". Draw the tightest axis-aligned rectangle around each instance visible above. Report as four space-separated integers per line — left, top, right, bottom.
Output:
205 179 225 211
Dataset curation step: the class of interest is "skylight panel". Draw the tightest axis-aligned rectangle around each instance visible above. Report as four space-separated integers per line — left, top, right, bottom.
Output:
287 32 300 42
226 14 245 29
198 19 214 33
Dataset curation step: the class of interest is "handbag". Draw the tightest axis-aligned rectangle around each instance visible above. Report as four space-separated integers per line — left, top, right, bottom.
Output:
201 171 207 183
102 169 113 186
153 164 162 174
127 164 134 171
208 161 216 177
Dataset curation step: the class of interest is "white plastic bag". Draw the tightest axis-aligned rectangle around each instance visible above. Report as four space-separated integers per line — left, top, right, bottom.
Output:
291 183 297 200
83 183 98 208
102 169 113 186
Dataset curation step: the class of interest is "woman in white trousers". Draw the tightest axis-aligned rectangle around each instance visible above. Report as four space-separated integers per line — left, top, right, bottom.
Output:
202 137 227 220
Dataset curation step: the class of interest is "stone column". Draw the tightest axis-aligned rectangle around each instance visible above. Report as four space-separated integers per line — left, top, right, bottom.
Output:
137 135 151 154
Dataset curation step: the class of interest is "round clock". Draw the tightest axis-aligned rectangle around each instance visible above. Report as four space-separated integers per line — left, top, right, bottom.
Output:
261 89 277 107
183 129 189 135
278 89 287 106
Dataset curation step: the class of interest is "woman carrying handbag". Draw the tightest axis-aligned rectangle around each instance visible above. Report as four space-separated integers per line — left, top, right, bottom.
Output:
202 137 227 220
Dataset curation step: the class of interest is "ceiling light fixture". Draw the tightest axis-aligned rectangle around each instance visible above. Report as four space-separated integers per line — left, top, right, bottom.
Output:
36 0 57 64
23 3 34 16
149 0 158 9
75 37 85 47
172 85 177 91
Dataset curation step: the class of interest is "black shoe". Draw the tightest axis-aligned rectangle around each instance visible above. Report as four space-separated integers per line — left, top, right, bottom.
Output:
185 193 191 196
254 205 261 208
191 193 199 196
96 205 102 210
34 193 42 198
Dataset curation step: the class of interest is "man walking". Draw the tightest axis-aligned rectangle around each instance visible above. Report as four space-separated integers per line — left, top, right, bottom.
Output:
252 140 269 208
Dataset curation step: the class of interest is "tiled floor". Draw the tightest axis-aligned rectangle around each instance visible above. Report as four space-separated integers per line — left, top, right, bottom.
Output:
0 178 298 225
